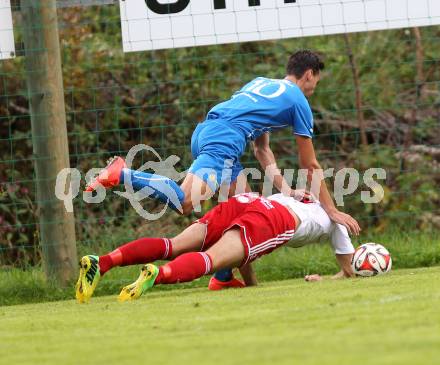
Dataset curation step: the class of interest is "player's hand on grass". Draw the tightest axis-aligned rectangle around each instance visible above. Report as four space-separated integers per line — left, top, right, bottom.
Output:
305 271 352 282
304 274 322 282
331 271 348 279
328 210 361 236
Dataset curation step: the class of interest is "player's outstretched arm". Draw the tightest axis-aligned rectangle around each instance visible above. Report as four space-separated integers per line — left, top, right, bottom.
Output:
334 253 355 278
253 133 311 199
253 133 290 195
295 135 361 235
305 253 355 282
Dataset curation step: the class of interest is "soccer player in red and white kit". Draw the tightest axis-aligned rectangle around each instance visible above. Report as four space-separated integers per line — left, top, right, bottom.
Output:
76 193 355 303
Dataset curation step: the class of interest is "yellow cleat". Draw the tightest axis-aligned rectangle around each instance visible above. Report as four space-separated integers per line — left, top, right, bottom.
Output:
118 264 159 302
75 255 101 304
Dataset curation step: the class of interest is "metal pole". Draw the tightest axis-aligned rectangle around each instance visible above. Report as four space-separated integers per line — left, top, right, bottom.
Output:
22 0 77 285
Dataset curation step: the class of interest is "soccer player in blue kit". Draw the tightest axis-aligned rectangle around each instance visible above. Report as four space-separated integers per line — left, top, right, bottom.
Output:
85 50 361 289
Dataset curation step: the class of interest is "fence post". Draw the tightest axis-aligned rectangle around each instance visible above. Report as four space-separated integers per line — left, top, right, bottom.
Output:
22 0 77 285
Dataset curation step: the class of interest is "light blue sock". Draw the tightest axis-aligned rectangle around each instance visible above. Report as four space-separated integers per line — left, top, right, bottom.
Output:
120 168 185 212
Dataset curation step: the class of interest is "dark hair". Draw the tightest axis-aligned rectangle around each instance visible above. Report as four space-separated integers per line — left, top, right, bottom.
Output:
286 50 325 78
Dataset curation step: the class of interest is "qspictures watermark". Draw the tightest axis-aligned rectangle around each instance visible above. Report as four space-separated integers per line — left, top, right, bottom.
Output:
55 144 386 221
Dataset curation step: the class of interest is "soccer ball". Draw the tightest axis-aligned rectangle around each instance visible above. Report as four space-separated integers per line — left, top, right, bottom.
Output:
351 243 392 277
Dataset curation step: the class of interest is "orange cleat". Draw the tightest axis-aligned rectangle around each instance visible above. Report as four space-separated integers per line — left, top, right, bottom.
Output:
208 276 245 291
85 156 127 192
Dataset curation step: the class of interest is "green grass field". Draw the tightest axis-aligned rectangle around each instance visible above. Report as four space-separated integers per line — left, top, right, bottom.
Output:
1 267 439 365
1 229 439 306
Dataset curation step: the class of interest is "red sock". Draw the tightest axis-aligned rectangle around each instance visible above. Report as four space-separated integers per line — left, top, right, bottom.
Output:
99 238 172 275
155 252 212 285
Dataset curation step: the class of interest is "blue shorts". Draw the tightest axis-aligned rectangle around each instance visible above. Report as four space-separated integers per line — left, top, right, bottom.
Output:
188 120 247 191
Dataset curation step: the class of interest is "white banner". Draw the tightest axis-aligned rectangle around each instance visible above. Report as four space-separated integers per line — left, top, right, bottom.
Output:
0 0 15 60
120 0 440 52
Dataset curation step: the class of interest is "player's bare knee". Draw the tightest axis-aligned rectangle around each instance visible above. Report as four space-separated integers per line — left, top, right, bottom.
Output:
203 250 229 273
168 239 187 258
206 229 245 271
169 223 206 257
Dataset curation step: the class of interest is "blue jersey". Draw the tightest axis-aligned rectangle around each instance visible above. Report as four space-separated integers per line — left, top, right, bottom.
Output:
206 77 314 141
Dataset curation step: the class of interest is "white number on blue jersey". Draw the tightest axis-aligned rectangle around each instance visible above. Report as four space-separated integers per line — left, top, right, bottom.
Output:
243 78 287 99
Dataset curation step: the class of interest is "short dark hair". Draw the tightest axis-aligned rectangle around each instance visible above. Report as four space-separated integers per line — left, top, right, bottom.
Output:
286 50 325 78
